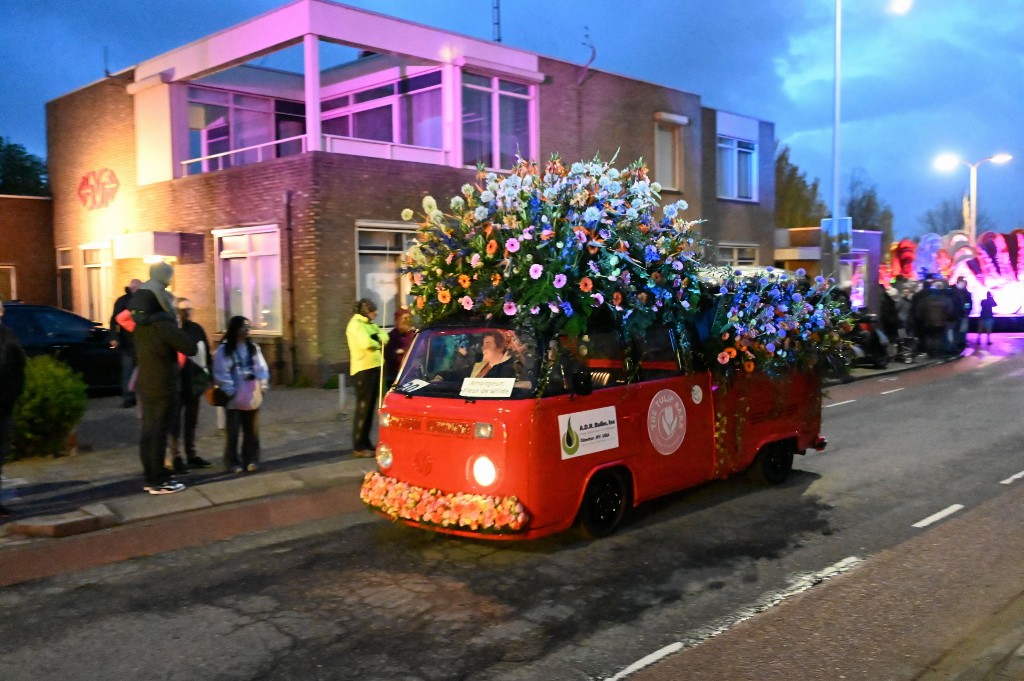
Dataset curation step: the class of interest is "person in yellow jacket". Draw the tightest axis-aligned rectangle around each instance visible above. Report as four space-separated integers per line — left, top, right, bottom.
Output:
346 298 389 457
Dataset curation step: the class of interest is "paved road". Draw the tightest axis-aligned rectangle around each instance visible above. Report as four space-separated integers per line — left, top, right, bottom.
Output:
0 341 1021 680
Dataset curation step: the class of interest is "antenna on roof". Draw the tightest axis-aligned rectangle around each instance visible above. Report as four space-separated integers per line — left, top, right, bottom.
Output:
492 0 502 43
576 27 596 86
103 46 110 77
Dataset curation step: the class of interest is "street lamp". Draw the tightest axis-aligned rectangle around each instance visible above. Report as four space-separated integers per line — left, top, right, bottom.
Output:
933 153 1013 243
824 0 911 279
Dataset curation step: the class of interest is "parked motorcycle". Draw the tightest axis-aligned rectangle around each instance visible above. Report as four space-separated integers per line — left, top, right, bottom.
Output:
844 311 892 369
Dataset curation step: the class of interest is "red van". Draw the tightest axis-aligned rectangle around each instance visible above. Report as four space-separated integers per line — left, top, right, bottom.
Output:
360 321 826 540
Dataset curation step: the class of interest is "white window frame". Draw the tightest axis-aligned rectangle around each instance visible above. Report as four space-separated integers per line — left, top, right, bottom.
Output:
185 86 291 174
57 247 73 310
717 242 760 267
716 135 758 201
212 225 283 336
653 112 688 193
355 221 419 330
461 72 535 172
0 265 15 301
80 243 111 323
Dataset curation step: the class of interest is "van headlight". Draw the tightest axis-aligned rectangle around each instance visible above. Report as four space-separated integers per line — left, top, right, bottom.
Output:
376 443 393 469
379 412 391 427
474 422 493 439
472 456 497 487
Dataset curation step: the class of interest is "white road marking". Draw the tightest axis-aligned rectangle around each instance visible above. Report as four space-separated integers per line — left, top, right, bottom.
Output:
880 388 904 395
1000 470 1024 485
879 377 899 382
604 557 863 681
912 504 964 528
1003 368 1024 379
824 400 856 409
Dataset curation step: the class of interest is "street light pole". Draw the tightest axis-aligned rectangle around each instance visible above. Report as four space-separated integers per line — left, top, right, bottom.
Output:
933 153 1013 243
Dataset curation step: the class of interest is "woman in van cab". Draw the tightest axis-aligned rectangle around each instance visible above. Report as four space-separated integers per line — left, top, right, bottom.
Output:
470 331 517 379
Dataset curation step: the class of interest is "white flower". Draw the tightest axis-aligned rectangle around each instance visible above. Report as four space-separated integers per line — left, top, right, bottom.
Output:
400 208 414 221
480 190 494 203
474 206 489 221
651 181 662 193
429 210 445 225
422 195 437 213
461 183 474 197
450 196 465 211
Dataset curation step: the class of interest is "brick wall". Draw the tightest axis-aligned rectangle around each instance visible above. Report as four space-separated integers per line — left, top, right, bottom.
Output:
0 196 55 304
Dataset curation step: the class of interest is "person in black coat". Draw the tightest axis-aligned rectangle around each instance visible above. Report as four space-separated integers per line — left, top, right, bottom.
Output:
168 297 213 474
130 263 197 495
0 301 27 518
109 278 141 407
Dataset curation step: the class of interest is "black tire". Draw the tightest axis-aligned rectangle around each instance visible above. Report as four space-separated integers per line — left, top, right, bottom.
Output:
578 470 629 538
751 444 794 485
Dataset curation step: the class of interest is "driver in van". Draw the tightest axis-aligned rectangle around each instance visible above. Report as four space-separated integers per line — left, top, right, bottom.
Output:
470 331 517 379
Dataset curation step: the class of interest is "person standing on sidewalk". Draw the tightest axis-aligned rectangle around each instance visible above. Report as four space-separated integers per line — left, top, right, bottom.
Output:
213 316 269 474
346 299 388 458
0 301 27 518
130 263 197 495
168 298 213 474
109 278 142 408
978 291 996 345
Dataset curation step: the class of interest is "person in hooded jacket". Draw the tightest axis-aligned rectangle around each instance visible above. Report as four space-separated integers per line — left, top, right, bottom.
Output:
129 263 197 495
213 315 270 474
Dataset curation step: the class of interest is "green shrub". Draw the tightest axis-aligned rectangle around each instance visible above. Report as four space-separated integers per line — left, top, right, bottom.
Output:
11 355 88 460
321 375 339 390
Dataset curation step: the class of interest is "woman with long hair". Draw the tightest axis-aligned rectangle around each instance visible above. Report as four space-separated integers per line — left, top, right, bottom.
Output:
212 316 270 473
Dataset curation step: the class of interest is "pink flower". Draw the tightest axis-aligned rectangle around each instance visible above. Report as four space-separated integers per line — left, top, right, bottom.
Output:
505 237 520 253
717 351 731 365
553 273 567 289
503 301 517 315
529 264 544 279
530 306 540 314
592 292 605 306
459 296 474 310
549 302 561 314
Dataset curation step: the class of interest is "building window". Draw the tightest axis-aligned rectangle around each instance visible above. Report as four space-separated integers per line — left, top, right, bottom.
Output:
57 248 73 310
462 72 532 170
186 87 303 175
0 266 15 301
653 113 688 192
356 223 419 327
321 70 443 149
213 226 282 334
717 243 759 267
716 136 757 201
82 246 111 322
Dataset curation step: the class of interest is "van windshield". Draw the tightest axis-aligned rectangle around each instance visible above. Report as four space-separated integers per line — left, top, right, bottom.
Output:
393 327 541 399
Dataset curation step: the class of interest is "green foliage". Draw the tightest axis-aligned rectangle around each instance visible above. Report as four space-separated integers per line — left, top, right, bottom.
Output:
321 375 339 390
0 137 50 196
775 146 827 228
11 356 87 460
846 170 894 250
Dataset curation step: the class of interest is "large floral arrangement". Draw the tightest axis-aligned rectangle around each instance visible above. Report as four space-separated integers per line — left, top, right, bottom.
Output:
400 155 850 377
402 155 705 341
702 266 849 377
361 471 528 533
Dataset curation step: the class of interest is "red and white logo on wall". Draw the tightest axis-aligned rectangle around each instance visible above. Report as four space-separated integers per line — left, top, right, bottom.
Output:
77 168 119 210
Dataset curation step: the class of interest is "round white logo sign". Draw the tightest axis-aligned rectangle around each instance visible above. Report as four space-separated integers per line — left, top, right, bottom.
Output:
647 389 687 455
691 385 703 405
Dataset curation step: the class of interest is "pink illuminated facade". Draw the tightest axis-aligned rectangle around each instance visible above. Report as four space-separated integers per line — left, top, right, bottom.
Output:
47 0 776 382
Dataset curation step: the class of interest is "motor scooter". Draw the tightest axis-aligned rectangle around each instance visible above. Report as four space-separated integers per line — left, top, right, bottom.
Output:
844 311 892 369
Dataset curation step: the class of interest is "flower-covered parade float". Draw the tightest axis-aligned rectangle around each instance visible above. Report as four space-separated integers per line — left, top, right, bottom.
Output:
360 156 848 539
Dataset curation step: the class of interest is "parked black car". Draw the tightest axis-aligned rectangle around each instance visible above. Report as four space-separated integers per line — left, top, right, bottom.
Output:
1 302 121 393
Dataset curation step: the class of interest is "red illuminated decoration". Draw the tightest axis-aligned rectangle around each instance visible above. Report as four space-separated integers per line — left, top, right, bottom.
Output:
77 168 119 210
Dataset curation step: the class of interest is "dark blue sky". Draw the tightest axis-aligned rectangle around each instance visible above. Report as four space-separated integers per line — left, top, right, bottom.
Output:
3 0 1021 237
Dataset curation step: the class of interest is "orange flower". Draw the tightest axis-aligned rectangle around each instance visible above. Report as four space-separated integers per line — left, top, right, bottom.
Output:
612 291 623 306
416 296 425 310
724 347 737 358
491 273 502 286
458 274 471 288
486 239 498 255
743 360 755 373
579 277 593 292
437 289 451 304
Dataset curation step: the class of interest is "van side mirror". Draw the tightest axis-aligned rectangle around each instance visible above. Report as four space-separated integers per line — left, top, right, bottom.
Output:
570 368 593 396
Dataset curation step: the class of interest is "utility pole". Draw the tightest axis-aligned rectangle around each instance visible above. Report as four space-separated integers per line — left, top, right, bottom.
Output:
492 0 501 42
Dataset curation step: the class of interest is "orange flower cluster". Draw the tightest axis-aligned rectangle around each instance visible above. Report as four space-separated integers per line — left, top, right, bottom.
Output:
359 471 529 533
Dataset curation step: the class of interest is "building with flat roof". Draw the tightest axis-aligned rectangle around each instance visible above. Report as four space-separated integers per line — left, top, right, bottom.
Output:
47 0 776 382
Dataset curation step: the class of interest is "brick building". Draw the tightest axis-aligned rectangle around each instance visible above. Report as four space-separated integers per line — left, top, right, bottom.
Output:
47 0 776 383
0 195 56 306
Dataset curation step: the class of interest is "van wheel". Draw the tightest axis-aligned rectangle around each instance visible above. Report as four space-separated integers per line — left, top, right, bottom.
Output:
578 470 628 538
751 444 794 485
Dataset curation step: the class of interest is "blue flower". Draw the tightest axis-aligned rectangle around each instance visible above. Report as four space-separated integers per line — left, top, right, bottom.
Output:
814 275 825 284
560 301 574 317
664 203 679 219
625 208 639 220
583 206 603 224
796 268 806 277
644 245 660 262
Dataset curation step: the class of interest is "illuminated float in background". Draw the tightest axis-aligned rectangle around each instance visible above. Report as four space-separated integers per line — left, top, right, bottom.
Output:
888 230 1024 316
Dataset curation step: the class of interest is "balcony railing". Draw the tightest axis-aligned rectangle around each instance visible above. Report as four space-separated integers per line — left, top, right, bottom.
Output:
180 135 308 175
322 134 447 165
